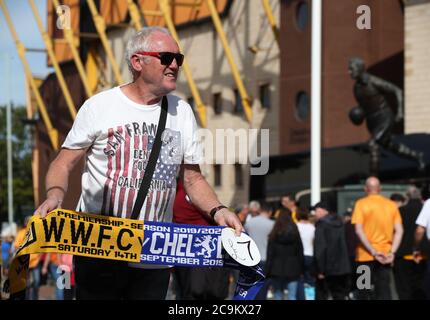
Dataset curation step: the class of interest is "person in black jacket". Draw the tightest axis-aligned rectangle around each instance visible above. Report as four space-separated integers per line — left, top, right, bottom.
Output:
266 208 304 300
312 201 351 300
393 187 428 300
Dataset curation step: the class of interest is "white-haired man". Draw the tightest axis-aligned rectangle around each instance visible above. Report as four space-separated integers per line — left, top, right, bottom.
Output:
34 27 242 300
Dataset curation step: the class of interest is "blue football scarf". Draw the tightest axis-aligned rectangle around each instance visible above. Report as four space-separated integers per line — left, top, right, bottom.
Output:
141 221 265 300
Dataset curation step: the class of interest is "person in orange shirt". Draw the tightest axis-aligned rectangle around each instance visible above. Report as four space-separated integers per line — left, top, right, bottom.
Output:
352 176 404 300
14 217 41 300
273 194 298 223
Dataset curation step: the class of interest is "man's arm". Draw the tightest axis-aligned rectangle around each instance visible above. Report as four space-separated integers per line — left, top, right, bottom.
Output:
35 148 87 217
414 225 426 249
385 223 404 264
372 76 404 121
182 164 243 235
412 225 426 263
355 223 385 263
390 223 404 254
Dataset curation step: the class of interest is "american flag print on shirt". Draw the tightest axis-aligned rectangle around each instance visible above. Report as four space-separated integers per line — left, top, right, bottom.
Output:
101 123 181 221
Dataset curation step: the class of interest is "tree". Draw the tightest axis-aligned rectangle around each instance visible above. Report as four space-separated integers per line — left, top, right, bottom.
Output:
0 104 34 226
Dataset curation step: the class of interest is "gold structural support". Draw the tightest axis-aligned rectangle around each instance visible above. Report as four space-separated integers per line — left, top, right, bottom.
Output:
86 0 124 85
173 0 203 7
25 76 40 206
143 10 164 17
159 0 207 127
188 0 203 19
127 0 143 30
29 0 77 120
51 0 93 98
206 0 253 123
0 0 58 150
261 0 280 46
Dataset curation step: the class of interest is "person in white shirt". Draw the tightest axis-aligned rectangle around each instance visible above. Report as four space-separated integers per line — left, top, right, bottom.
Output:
245 202 275 299
413 198 430 298
33 26 242 300
296 208 316 300
245 200 261 225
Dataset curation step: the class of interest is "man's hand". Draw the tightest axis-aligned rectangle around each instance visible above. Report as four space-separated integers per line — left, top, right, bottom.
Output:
213 208 243 236
374 252 387 264
34 196 62 218
384 252 395 265
413 250 422 264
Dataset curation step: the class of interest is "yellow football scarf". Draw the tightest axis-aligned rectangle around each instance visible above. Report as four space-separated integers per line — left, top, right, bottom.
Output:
3 208 266 300
5 209 143 299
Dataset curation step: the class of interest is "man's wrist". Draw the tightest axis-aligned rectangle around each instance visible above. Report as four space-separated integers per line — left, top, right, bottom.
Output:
46 186 65 202
46 186 66 195
209 205 227 219
46 194 63 206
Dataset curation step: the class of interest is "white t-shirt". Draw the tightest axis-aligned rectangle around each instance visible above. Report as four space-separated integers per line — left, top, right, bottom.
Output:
416 199 430 240
245 215 275 262
62 86 202 222
297 222 315 257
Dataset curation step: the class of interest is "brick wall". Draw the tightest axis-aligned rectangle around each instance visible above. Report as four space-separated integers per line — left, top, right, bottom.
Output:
405 1 430 133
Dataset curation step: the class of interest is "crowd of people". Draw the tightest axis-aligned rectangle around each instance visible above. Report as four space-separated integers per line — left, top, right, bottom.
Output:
1 216 75 300
2 175 430 300
231 176 430 300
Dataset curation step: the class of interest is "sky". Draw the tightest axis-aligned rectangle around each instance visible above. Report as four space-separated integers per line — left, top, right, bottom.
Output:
0 0 53 106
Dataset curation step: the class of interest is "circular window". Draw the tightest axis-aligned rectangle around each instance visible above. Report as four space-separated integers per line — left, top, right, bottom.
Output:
295 1 309 31
295 91 309 121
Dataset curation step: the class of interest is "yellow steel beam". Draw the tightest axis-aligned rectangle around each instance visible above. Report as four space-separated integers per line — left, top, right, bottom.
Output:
206 0 252 123
172 0 203 7
29 0 77 120
51 0 94 98
86 0 124 85
261 0 279 46
159 0 207 127
127 0 143 30
86 45 102 93
0 0 58 150
25 76 40 206
142 10 164 17
189 0 203 20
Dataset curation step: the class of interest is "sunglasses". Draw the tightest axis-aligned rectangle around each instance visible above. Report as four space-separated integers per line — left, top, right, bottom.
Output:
135 51 184 66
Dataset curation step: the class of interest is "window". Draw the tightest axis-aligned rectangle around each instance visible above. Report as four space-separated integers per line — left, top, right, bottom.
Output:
213 93 222 115
234 89 244 114
295 91 310 121
259 84 271 109
295 1 309 31
214 164 221 187
187 96 195 111
235 163 243 187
